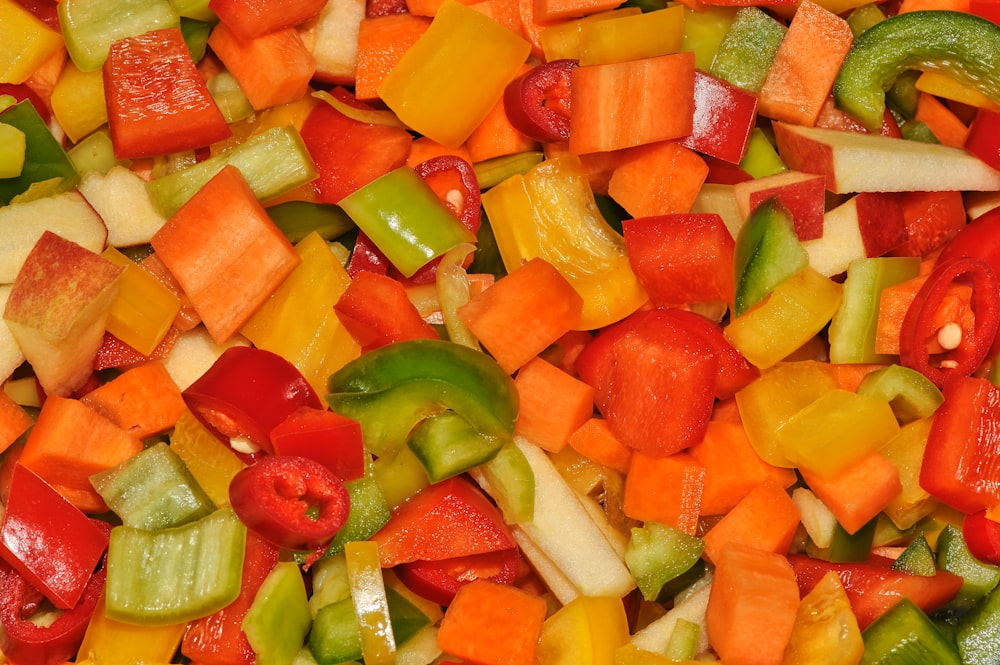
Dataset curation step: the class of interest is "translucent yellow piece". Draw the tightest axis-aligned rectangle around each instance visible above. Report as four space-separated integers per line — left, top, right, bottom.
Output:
345 540 397 665
724 266 843 370
378 0 531 147
240 231 360 396
681 5 737 71
481 152 648 330
0 122 25 178
735 360 839 468
78 591 187 665
538 595 630 665
882 417 939 530
51 60 108 143
916 70 1000 112
539 7 642 62
169 410 246 507
0 0 63 84
102 247 181 356
782 571 863 665
776 388 901 478
578 5 685 66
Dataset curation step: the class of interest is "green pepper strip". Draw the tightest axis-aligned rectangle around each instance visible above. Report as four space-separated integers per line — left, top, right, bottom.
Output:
326 339 519 461
833 10 1000 132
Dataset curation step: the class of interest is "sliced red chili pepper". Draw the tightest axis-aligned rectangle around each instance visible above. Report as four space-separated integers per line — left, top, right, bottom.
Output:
229 455 351 551
0 83 49 123
898 256 1000 387
503 59 578 143
395 548 521 606
182 346 323 455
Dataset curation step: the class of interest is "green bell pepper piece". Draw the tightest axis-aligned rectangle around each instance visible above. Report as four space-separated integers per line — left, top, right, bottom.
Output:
936 524 1000 618
105 507 246 625
475 440 535 524
266 200 356 244
834 10 1000 132
338 166 477 278
59 0 180 72
90 440 215 530
0 100 79 205
891 534 937 577
473 151 544 190
407 409 503 483
323 474 392 558
709 6 786 93
326 339 518 459
243 561 313 665
828 516 877 563
733 196 809 317
738 127 787 178
956 582 1000 665
664 618 701 662
846 3 886 36
861 598 962 664
856 364 945 424
624 521 704 602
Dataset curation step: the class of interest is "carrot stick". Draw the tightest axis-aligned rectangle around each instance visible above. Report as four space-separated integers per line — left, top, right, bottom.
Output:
0 390 32 457
874 273 973 355
457 257 583 373
606 142 709 218
757 0 854 126
150 165 301 344
534 0 627 22
914 92 970 147
354 13 431 101
464 92 540 164
437 579 548 665
622 451 705 535
830 363 886 392
18 395 143 513
207 22 316 110
706 542 801 665
701 477 802 564
800 451 902 535
79 361 186 440
566 417 631 474
688 420 798 516
513 356 595 453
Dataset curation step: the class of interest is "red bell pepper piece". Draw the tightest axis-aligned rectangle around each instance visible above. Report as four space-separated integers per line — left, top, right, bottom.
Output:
0 464 109 610
898 256 1000 387
395 547 522 606
937 205 1000 292
659 308 758 400
503 59 577 143
229 455 352 551
964 107 1000 172
102 27 231 159
181 530 281 665
0 558 106 665
346 231 392 278
370 476 517 568
962 510 1000 566
921 375 1000 514
0 83 49 123
677 70 759 164
787 554 963 630
299 86 413 205
334 270 440 352
182 346 324 455
574 308 720 457
269 406 367 482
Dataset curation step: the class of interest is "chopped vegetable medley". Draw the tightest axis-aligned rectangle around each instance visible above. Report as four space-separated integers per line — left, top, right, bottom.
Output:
6 0 1000 663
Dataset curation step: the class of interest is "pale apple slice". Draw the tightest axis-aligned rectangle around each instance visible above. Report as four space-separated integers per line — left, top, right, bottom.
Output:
0 286 25 384
0 191 108 283
3 232 124 397
802 192 908 277
773 121 1000 194
161 326 251 392
77 165 168 247
300 0 366 85
690 183 744 240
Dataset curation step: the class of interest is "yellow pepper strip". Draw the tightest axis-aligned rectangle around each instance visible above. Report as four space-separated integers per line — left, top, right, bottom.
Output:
77 591 187 665
102 247 181 357
537 595 630 665
169 410 246 507
345 540 397 665
0 0 63 85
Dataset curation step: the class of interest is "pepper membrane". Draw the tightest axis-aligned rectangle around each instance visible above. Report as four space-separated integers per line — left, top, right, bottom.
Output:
8 0 1000 663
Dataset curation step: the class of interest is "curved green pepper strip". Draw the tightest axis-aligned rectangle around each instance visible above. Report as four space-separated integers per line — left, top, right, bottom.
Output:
326 339 519 460
833 10 1000 132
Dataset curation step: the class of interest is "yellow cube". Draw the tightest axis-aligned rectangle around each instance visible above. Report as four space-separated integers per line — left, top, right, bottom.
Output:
0 0 63 84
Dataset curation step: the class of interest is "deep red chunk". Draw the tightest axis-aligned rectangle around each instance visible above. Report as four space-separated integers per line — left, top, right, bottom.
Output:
676 71 758 164
395 548 522 606
963 510 1000 566
965 107 1000 172
269 406 367 482
102 27 231 159
334 270 439 352
503 59 577 143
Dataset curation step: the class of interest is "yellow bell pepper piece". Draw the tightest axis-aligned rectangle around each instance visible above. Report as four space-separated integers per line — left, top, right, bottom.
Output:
345 540 397 665
881 417 940 530
169 410 246 507
776 388 901 478
481 152 648 330
0 122 25 178
77 591 187 665
782 571 863 665
240 231 360 396
102 247 182 356
681 5 738 71
578 5 685 66
724 266 842 370
0 0 63 85
538 595 630 665
378 0 531 147
915 70 1000 112
539 8 642 62
735 360 839 468
51 60 108 143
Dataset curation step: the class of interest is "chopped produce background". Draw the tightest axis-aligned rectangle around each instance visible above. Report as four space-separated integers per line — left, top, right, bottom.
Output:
6 0 1000 662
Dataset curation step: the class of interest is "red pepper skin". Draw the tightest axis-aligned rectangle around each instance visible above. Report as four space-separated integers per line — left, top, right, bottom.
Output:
575 308 719 457
102 27 231 159
183 346 323 454
938 206 1000 285
659 308 758 400
181 530 281 665
0 559 106 665
299 87 413 205
962 510 1000 566
334 270 440 352
0 464 109 610
921 375 1000 514
395 548 521 606
787 554 963 630
229 455 351 550
503 59 577 143
346 231 392 278
898 256 1000 387
0 83 49 123
269 406 367 482
677 71 758 164
370 476 516 568
965 108 1000 172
